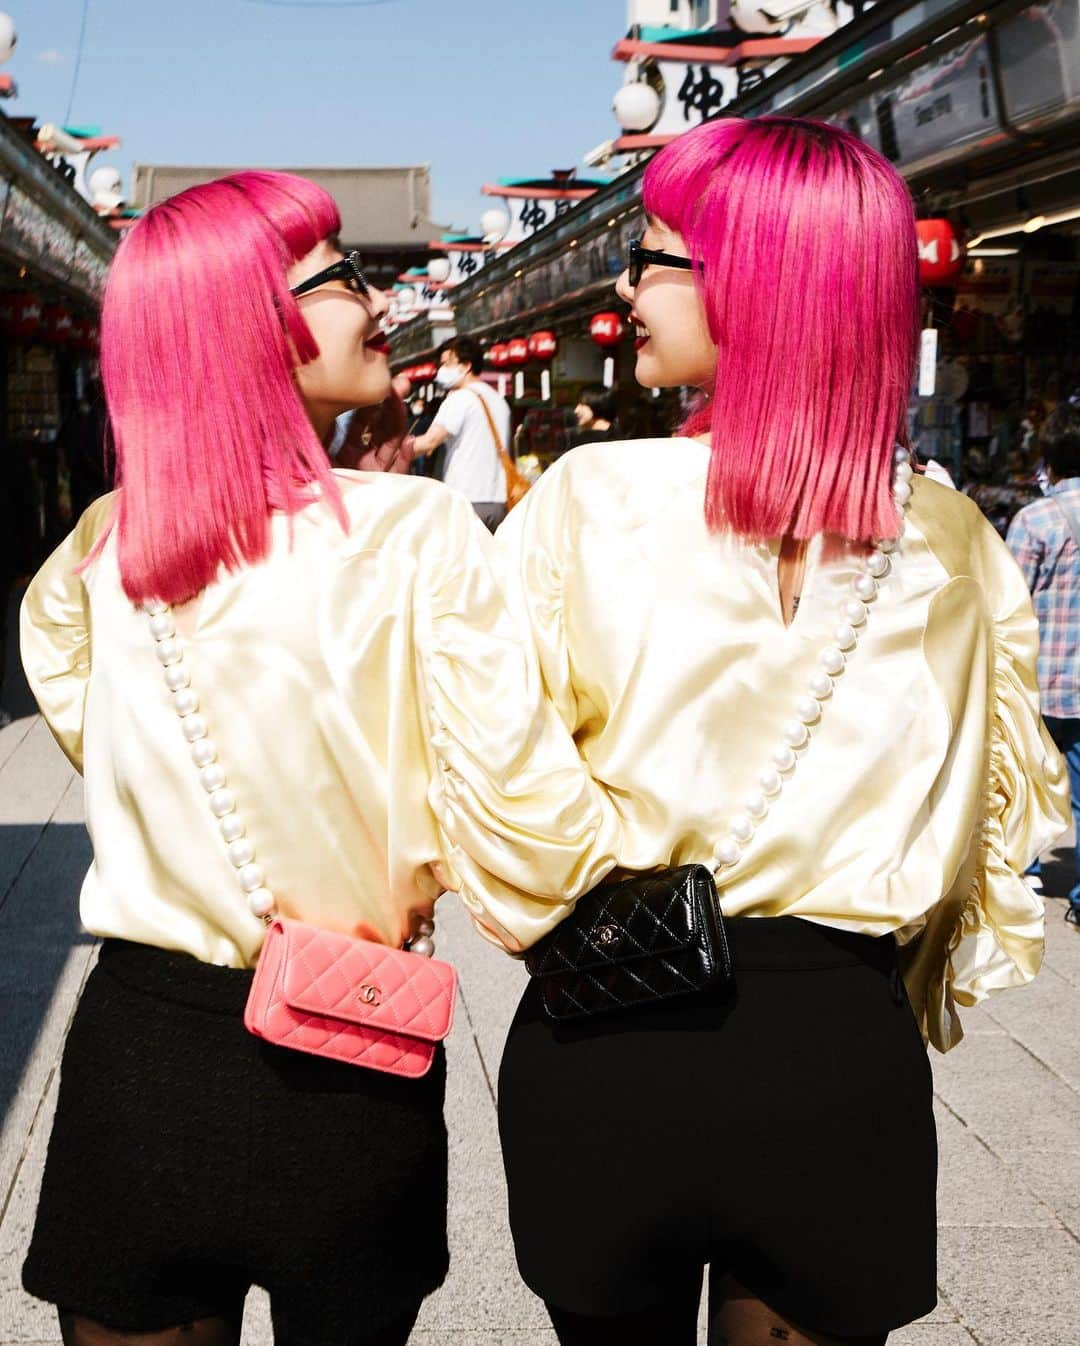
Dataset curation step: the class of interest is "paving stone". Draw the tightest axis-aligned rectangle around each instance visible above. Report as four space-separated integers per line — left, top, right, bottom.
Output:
934 1105 1059 1228
979 964 1080 1094
889 1326 979 1346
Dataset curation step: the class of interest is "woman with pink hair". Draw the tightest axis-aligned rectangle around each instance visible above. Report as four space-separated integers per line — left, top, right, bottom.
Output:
491 118 1069 1345
18 172 621 1346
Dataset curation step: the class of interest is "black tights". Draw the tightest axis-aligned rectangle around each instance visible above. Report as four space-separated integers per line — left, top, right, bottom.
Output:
546 1278 889 1346
58 1302 421 1346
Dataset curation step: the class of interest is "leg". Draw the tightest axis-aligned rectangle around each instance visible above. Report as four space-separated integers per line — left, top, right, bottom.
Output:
708 1276 887 1346
58 1308 242 1346
1044 717 1080 912
272 1299 421 1346
545 1284 701 1346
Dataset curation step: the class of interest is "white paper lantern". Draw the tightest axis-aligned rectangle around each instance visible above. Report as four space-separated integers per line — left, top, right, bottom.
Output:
480 208 510 243
427 257 451 283
613 81 661 133
0 14 16 65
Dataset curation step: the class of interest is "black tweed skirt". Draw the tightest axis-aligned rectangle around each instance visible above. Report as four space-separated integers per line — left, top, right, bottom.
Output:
23 938 449 1338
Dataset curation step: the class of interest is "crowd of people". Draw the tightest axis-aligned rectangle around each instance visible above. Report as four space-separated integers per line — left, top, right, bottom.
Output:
7 116 1078 1346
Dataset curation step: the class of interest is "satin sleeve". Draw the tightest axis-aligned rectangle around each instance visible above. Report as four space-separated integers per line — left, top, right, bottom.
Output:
905 519 1070 1051
19 495 116 773
416 492 621 952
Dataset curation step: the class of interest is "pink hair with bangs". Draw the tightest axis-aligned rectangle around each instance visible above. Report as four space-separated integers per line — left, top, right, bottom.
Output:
642 116 920 543
96 170 348 604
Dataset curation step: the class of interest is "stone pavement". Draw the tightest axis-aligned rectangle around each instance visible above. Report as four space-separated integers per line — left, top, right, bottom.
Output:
1 628 1077 1345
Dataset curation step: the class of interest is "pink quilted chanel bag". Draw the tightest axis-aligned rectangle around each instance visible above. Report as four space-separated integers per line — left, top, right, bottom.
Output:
245 918 456 1078
143 600 457 1079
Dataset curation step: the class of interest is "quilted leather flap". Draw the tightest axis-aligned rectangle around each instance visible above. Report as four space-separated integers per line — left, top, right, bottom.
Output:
276 919 457 1042
526 865 715 977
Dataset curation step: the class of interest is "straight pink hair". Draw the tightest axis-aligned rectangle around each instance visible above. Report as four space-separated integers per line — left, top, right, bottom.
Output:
96 171 348 604
642 116 920 543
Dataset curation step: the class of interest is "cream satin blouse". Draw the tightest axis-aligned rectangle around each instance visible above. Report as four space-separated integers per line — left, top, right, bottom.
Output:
494 438 1071 1052
20 472 621 969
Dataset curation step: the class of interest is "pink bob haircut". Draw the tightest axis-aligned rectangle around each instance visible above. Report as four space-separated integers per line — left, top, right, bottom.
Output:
95 171 348 605
642 116 920 544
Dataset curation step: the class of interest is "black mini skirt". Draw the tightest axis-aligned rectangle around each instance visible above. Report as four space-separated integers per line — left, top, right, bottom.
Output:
23 939 449 1339
498 915 938 1339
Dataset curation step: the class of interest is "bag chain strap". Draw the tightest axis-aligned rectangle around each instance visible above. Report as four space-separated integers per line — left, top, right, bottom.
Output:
140 606 437 957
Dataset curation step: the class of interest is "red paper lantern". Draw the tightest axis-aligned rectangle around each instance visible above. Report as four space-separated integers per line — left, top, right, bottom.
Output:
527 330 558 361
589 312 624 348
412 362 438 382
915 219 965 287
488 343 510 369
0 292 44 337
43 305 74 345
506 337 530 366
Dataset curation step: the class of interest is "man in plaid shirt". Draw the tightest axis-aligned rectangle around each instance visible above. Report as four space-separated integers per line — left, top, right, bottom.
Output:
1007 400 1080 923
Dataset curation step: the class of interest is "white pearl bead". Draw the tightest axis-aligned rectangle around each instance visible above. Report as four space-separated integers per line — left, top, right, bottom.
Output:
408 935 435 959
894 445 910 464
714 837 742 868
895 460 914 483
809 671 833 700
144 599 168 615
844 600 868 626
149 613 175 641
876 535 900 554
209 788 236 817
867 551 891 579
191 738 217 768
228 838 255 867
219 814 245 843
893 480 913 507
730 813 755 843
833 622 857 651
165 664 191 691
796 696 820 724
772 744 797 772
172 688 199 717
182 714 208 742
759 768 783 797
820 647 845 676
783 720 809 749
744 791 768 820
199 763 226 793
417 918 435 937
854 575 878 602
248 888 275 918
156 638 182 666
239 863 265 893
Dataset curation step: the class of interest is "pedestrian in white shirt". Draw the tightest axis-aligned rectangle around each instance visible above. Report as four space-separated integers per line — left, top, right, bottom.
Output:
412 336 510 531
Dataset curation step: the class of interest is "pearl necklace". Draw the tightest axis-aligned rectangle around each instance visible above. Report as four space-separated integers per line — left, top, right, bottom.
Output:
142 603 438 958
710 446 913 876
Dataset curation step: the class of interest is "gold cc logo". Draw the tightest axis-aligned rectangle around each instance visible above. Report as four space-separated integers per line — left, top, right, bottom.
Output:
358 985 381 1006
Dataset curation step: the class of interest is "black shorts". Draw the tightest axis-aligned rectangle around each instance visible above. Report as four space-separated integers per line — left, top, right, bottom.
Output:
498 916 937 1339
23 939 449 1341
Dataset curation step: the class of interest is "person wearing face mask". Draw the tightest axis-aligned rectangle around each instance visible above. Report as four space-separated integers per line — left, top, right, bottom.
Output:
484 118 1068 1346
18 173 621 1346
410 336 511 531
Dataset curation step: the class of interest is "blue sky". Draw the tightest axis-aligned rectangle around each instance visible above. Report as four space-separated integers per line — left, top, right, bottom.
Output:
10 0 626 233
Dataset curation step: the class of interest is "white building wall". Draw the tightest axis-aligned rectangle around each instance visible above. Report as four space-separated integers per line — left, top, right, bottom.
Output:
626 0 720 30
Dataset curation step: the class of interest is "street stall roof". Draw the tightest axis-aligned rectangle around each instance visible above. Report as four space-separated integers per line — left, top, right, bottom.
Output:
131 163 447 248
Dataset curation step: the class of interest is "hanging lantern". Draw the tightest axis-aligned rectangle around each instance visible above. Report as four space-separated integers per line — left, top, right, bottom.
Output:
488 343 510 369
413 361 438 382
915 219 965 287
427 257 452 284
527 330 558 361
589 312 624 347
0 292 44 336
507 337 530 366
43 304 74 344
67 318 89 349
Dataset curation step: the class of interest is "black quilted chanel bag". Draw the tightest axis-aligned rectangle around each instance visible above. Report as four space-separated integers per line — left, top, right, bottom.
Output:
523 864 733 1022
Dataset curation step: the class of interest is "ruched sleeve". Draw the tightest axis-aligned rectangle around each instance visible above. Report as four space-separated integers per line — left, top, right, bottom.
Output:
19 495 115 773
415 491 621 952
902 516 1070 1051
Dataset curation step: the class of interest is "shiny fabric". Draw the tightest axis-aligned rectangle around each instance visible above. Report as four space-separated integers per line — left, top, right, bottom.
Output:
19 472 621 969
494 438 1071 1051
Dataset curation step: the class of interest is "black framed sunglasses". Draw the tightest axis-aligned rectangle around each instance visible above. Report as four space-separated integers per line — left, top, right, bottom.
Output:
627 238 696 288
290 249 371 300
